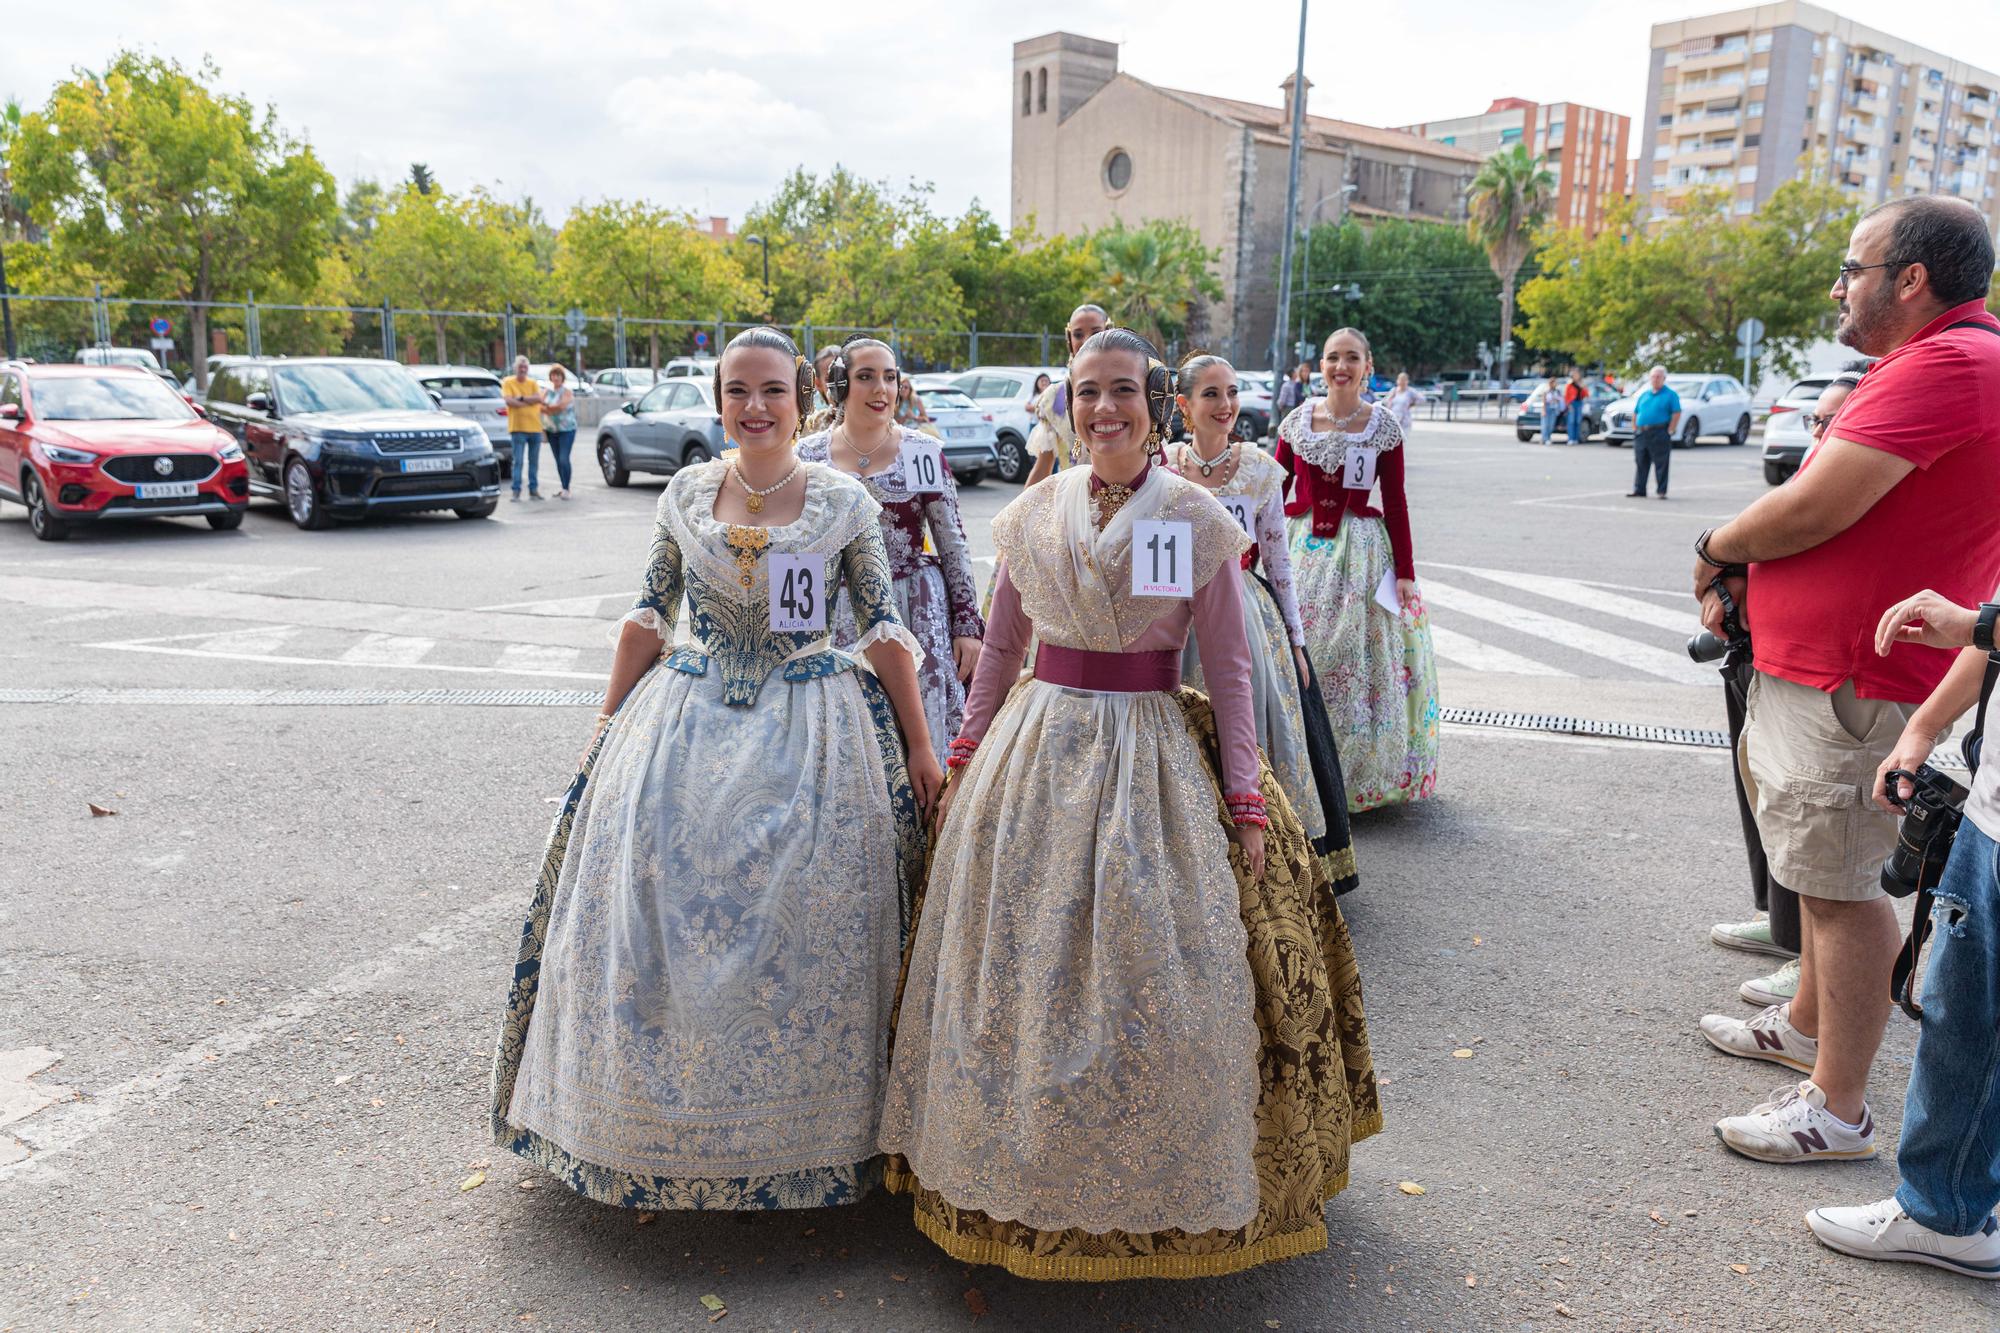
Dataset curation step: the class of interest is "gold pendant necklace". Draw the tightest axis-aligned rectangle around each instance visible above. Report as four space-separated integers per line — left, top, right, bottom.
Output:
732 459 799 513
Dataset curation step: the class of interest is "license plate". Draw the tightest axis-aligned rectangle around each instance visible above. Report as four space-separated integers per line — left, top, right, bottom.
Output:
400 457 453 473
136 481 197 499
946 426 981 438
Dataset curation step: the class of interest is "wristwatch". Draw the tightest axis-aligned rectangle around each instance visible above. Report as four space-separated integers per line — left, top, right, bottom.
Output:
1974 602 2000 652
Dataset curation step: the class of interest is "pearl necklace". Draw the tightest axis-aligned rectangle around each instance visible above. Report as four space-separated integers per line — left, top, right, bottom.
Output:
729 459 799 513
1184 438 1238 481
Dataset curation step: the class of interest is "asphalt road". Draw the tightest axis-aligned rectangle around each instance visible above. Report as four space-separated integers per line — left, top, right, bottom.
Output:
3 421 1994 1331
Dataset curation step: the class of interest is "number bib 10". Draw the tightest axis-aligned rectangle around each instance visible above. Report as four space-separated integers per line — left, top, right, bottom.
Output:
768 553 827 631
1219 495 1255 538
1131 519 1195 598
1342 446 1378 491
902 440 945 494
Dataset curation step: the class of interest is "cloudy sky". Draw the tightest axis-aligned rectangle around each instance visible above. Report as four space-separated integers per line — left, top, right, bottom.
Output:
4 0 1997 226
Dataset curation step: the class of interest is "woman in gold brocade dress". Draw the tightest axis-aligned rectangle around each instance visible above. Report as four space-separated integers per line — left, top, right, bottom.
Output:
879 328 1381 1280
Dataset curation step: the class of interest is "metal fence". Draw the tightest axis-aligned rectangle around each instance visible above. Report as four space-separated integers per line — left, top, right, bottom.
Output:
0 287 1071 384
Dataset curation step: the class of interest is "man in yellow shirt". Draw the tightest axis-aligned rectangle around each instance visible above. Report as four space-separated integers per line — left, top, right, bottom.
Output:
500 355 546 500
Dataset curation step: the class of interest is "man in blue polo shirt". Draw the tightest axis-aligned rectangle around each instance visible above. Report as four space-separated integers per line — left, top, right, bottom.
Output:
1629 365 1682 499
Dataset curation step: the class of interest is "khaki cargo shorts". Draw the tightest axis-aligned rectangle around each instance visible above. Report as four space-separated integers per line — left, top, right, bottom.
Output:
1737 672 1921 902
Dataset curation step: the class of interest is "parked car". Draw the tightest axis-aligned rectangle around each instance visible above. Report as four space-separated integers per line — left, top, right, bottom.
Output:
409 364 514 480
78 345 181 393
524 363 591 395
660 356 718 381
944 365 1066 483
1761 375 1835 485
596 377 724 487
181 355 252 403
1513 379 1621 442
590 367 660 399
1601 374 1754 448
0 363 249 541
913 385 999 485
201 357 500 528
1234 373 1275 441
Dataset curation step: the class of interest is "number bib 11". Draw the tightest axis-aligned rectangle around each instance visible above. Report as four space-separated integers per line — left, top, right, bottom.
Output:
1131 519 1195 598
1342 446 1378 491
902 440 945 494
1219 495 1255 538
768 553 827 631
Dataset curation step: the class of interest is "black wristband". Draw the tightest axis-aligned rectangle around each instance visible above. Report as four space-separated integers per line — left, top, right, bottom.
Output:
1975 603 2000 653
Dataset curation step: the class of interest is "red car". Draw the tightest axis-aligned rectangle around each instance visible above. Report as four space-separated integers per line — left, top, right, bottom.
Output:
0 362 250 541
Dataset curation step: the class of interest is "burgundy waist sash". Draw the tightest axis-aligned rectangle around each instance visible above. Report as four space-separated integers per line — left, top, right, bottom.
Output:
1034 643 1182 693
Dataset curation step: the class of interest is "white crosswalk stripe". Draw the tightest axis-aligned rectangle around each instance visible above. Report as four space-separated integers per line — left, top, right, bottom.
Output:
1418 578 1711 685
1428 624 1572 677
494 643 583 674
1426 564 1697 634
339 633 438 666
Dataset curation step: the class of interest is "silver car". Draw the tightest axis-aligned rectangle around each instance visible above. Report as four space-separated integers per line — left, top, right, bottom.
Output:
596 378 724 487
590 367 659 402
914 385 1000 485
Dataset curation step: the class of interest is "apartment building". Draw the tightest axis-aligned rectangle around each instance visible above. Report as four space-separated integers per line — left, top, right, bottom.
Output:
1637 2 2000 234
1401 98 1632 236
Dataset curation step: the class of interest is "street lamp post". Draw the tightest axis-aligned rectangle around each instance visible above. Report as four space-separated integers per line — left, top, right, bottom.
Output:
1268 0 1309 373
743 234 770 319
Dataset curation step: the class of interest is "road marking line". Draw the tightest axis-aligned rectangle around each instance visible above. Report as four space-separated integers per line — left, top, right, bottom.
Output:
1419 578 1711 684
475 592 626 615
1419 563 1684 600
1426 565 1699 634
89 642 602 680
1429 625 1571 677
1515 479 1757 506
0 888 520 1187
339 633 438 666
495 643 582 674
193 624 299 656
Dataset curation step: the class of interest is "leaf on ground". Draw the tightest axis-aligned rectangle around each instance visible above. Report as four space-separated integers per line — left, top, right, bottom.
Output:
1397 1181 1426 1196
1648 1210 1666 1227
698 1294 725 1313
1265 1322 1282 1329
1555 1303 1574 1318
332 1074 353 1085
963 1287 990 1318
1452 1049 1475 1059
890 1273 908 1283
459 1171 486 1192
88 803 118 817
368 1097 384 1108
1730 1263 1749 1275
517 1179 539 1191
635 1212 657 1227
1465 1274 1477 1287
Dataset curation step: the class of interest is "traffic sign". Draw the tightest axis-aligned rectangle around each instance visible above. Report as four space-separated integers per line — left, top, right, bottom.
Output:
563 307 588 335
150 317 172 336
1735 317 1764 351
693 331 709 348
149 337 173 352
565 332 588 348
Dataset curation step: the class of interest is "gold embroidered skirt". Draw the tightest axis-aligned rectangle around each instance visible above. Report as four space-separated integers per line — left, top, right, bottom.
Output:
881 686 1381 1280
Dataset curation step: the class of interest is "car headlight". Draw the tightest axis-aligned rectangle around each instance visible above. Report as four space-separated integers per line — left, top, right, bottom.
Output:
314 432 370 456
462 426 489 451
217 440 245 462
43 443 97 465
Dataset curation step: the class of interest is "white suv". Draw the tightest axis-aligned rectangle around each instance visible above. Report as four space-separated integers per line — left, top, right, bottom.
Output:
947 365 1066 483
1602 373 1754 448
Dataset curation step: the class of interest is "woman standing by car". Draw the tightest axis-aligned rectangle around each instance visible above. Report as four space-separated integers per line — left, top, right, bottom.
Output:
1169 350 1352 888
491 325 941 1213
892 376 937 436
798 338 984 766
881 327 1380 1280
542 367 578 500
1276 328 1439 812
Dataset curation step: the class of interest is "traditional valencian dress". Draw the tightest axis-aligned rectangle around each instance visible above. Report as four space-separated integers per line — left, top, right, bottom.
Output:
491 461 926 1209
797 426 985 765
880 462 1380 1280
1277 399 1440 812
1171 439 1356 893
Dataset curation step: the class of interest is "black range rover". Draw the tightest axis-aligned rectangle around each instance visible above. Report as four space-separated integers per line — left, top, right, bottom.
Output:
202 357 502 528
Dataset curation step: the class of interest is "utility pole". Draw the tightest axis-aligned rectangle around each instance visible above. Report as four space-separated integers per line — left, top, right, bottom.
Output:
1269 0 1309 374
743 234 771 319
0 233 15 360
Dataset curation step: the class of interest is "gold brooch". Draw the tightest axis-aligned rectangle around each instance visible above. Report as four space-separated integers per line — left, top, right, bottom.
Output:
723 525 770 587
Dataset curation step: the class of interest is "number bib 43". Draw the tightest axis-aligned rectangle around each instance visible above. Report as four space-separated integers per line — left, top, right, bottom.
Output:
902 440 945 494
1131 519 1195 598
768 553 827 631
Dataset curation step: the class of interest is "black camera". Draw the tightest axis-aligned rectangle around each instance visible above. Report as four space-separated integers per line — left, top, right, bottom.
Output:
1880 764 1968 898
1688 573 1749 664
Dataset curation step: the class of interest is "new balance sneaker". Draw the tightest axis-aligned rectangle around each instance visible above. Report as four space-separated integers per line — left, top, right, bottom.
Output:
1715 1080 1875 1163
1709 914 1799 959
1807 1199 2000 1279
1699 1002 1817 1073
1740 958 1802 1007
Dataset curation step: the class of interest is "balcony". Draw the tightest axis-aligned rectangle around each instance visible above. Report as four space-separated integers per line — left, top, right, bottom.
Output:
1703 107 1742 129
1856 57 1893 83
1673 146 1740 168
1847 92 1887 118
1969 124 1991 149
1679 47 1749 75
1966 95 1994 119
1909 137 1936 161
1676 75 1744 104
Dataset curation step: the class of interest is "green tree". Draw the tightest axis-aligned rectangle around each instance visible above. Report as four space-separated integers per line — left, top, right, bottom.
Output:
12 52 337 383
354 184 535 364
1517 181 1854 380
335 178 385 245
1466 144 1555 383
944 205 1101 347
1289 218 1499 374
553 201 756 367
408 163 435 196
1090 217 1222 351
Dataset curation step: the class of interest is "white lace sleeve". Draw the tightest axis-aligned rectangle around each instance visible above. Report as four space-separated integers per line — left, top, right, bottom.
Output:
1255 484 1305 646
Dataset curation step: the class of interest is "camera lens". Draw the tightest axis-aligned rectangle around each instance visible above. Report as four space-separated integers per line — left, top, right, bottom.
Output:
1687 631 1727 663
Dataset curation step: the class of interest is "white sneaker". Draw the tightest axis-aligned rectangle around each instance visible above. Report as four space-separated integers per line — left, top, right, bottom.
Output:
1699 1002 1817 1073
1740 958 1801 1007
1715 1080 1875 1163
1807 1198 2000 1279
1710 914 1798 959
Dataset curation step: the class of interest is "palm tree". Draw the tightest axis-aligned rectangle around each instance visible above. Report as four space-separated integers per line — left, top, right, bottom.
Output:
1093 218 1222 351
1465 144 1555 386
408 162 436 196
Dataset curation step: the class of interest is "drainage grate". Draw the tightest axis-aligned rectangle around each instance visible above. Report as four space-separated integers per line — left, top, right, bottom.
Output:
0 687 600 707
1441 707 1728 749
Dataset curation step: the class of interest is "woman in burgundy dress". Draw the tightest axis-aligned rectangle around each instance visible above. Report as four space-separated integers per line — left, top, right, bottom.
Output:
798 337 984 764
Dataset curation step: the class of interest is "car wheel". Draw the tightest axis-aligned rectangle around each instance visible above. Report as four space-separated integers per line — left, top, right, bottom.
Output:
455 500 498 519
1731 414 1751 446
284 457 332 530
206 508 245 531
598 436 630 488
995 432 1028 484
957 468 985 488
681 439 714 469
1763 461 1792 486
1676 417 1701 449
23 474 69 542
1516 429 1533 442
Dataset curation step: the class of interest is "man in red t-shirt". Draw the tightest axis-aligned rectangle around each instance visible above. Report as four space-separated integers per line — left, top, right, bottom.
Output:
1687 196 2000 1167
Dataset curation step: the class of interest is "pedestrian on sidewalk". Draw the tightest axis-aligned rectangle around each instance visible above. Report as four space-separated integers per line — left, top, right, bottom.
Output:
1689 195 2000 1169
1628 366 1679 497
1384 371 1423 436
1274 361 1308 418
501 355 545 501
1803 584 2000 1278
1539 374 1561 445
1563 367 1587 443
542 367 577 500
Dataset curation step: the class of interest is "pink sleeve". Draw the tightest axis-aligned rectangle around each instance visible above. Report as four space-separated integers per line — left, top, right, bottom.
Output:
1189 564 1260 798
955 560 1031 748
